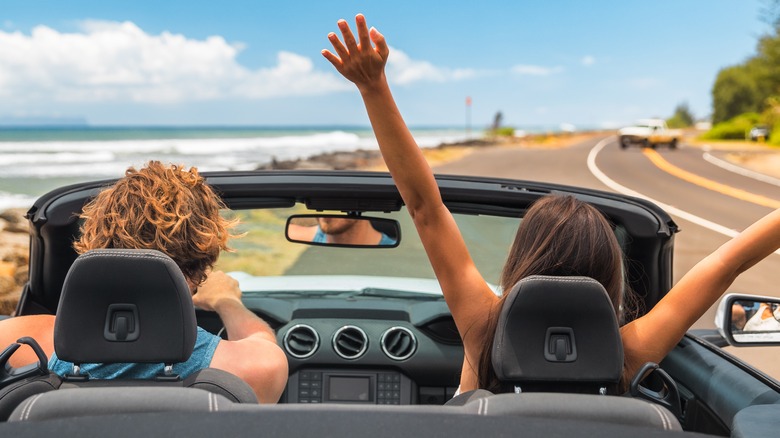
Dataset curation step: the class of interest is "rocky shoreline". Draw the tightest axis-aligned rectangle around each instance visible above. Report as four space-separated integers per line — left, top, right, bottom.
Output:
0 208 30 315
255 138 496 171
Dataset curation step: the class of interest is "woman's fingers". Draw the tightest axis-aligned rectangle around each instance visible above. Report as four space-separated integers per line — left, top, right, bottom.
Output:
321 49 342 70
370 27 389 60
325 14 388 86
338 19 359 54
355 14 372 52
327 32 349 61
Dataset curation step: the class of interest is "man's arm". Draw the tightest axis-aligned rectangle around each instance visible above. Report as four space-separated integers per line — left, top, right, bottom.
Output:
0 315 55 368
193 271 288 403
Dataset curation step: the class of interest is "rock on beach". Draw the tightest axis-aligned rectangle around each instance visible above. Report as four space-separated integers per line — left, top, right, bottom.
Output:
0 208 29 315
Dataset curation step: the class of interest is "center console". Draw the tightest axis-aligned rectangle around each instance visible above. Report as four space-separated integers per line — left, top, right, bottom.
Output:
286 369 414 405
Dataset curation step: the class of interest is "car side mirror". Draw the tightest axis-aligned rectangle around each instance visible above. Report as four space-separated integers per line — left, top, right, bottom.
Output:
716 293 780 346
286 214 400 248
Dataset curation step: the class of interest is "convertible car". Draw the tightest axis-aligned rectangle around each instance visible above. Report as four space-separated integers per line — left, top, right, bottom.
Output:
1 170 779 437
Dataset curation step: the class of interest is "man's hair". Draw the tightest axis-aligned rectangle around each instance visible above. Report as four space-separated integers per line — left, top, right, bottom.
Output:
74 161 236 285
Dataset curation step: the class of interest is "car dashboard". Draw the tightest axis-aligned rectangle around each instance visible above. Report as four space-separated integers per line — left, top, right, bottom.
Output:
197 291 463 405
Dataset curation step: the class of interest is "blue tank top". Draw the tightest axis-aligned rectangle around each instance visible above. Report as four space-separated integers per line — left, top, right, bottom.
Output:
48 327 221 379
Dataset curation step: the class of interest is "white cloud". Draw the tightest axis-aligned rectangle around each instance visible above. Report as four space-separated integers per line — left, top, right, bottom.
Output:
581 56 596 66
0 21 349 103
0 22 483 104
386 47 478 85
511 64 563 76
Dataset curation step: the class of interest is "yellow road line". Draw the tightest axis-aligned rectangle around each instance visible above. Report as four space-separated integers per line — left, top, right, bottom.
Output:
642 149 780 209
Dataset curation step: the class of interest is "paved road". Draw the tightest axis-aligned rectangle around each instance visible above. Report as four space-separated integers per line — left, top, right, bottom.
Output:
434 135 780 379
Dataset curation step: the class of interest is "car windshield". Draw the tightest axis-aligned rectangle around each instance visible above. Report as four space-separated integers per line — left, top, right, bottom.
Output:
214 206 519 296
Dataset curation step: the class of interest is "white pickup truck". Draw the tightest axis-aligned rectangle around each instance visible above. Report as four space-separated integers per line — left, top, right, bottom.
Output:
618 118 681 149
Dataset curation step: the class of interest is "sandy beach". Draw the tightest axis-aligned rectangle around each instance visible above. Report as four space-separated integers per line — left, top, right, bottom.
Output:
1 132 778 314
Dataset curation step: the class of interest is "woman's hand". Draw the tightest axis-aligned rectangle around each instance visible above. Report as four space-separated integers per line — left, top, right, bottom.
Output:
322 14 389 92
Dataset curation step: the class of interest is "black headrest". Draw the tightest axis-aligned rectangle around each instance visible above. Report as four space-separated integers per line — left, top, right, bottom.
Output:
491 275 623 388
54 249 197 364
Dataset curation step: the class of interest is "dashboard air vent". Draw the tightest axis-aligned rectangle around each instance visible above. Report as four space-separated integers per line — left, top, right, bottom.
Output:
283 324 320 359
332 325 368 360
380 327 417 361
420 317 461 345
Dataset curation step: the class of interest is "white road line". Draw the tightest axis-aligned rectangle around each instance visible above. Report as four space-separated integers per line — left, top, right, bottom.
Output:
702 151 780 187
587 137 748 240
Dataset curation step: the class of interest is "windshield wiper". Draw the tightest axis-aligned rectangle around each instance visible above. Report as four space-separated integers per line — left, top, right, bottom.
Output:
359 288 444 300
242 289 443 300
243 290 359 298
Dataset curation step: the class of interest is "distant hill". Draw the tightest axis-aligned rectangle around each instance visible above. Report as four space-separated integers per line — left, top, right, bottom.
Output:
0 116 88 127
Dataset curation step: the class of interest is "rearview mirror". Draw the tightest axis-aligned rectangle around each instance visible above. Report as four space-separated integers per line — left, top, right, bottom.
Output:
716 294 780 346
286 214 400 248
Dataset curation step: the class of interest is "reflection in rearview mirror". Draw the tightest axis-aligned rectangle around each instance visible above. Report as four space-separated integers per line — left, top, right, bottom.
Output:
717 294 780 346
286 215 400 248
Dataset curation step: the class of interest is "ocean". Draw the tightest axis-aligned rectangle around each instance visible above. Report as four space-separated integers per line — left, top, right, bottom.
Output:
0 126 473 211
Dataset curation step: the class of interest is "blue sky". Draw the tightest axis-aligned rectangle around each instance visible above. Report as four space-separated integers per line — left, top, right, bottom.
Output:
0 0 771 129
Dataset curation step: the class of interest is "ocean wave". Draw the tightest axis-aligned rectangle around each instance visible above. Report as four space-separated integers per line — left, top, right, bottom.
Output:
0 191 35 211
0 163 132 179
0 151 115 166
0 131 366 155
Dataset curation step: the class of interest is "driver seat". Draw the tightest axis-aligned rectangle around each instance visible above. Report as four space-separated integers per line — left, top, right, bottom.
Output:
0 249 255 421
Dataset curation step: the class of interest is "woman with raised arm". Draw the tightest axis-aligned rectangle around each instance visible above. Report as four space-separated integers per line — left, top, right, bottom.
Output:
323 14 780 393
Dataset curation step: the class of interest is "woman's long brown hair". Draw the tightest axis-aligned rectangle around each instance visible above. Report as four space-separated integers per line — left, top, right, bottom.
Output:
476 195 635 393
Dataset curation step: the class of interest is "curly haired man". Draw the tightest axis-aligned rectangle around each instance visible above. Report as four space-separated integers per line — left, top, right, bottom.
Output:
0 161 287 403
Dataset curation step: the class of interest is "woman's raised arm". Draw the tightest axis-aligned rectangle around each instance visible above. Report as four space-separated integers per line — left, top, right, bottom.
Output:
622 207 780 374
322 15 498 339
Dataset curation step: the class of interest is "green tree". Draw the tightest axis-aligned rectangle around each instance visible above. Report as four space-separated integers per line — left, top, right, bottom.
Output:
711 65 761 124
754 32 780 97
708 0 780 142
666 102 695 128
